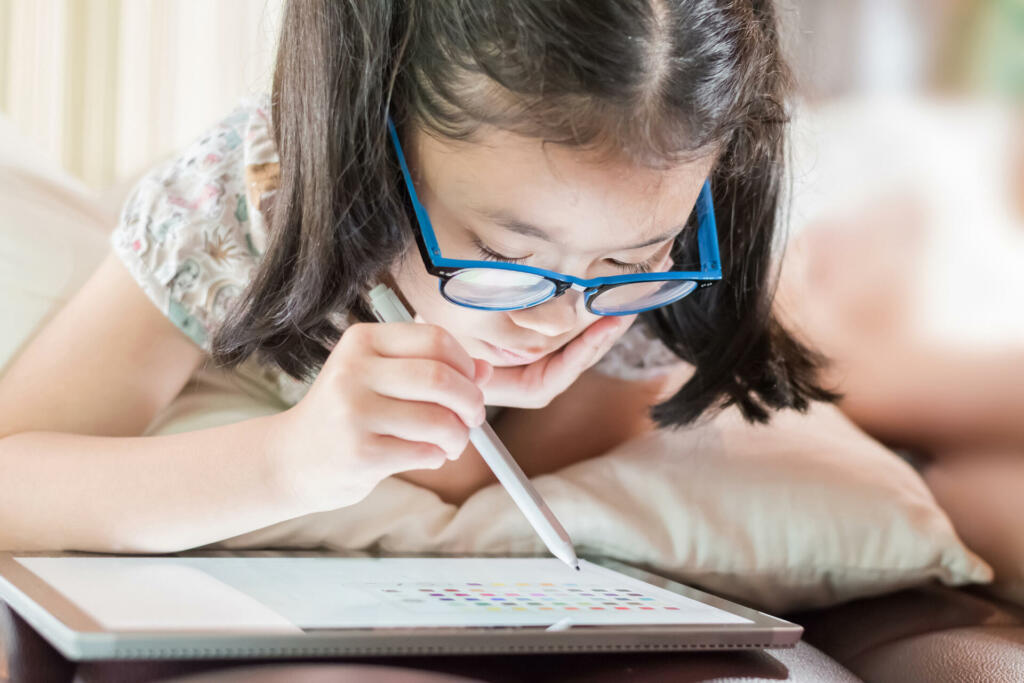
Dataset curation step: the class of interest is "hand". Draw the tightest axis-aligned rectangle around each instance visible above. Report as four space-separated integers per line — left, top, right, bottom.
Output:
478 314 638 409
271 322 492 512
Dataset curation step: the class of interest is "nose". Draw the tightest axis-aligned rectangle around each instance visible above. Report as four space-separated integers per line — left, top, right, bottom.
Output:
506 289 582 338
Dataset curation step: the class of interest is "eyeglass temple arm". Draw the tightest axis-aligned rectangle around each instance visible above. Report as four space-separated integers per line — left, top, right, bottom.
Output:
696 180 721 276
387 116 445 265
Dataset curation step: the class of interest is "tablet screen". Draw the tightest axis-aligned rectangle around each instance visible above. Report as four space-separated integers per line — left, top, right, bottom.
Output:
16 556 752 631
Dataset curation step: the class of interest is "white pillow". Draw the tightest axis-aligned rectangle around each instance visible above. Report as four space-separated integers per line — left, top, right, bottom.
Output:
164 378 991 613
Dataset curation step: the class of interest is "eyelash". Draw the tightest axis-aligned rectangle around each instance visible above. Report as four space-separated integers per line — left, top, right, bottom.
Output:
471 238 655 274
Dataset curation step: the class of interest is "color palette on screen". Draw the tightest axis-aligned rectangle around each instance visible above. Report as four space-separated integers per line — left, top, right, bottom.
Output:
376 581 687 613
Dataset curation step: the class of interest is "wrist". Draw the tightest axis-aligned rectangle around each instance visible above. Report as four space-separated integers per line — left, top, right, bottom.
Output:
258 408 316 516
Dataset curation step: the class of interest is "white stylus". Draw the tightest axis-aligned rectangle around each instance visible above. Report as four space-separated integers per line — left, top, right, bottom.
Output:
368 283 580 571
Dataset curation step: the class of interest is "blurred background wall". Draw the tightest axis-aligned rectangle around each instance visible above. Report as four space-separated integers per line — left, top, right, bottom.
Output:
0 0 1019 192
781 0 1022 101
0 0 281 190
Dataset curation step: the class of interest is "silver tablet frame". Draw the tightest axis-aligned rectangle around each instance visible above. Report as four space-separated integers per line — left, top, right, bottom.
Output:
0 549 802 660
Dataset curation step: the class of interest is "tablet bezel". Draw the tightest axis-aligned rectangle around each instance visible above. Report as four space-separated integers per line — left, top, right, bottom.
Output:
0 549 802 660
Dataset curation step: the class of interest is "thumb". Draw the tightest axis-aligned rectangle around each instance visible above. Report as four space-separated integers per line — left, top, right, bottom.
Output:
473 358 493 386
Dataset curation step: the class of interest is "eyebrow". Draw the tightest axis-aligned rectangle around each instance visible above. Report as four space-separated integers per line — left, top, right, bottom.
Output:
474 208 683 251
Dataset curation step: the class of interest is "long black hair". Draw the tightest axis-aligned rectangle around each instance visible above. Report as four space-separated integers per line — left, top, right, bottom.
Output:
210 0 840 428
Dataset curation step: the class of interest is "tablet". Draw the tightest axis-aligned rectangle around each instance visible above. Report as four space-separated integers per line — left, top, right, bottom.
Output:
0 550 802 659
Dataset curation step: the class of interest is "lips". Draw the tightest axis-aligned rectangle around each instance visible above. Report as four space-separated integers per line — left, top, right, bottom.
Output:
481 340 549 365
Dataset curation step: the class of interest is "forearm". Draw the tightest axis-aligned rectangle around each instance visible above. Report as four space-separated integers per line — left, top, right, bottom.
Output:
837 347 1024 453
0 413 306 553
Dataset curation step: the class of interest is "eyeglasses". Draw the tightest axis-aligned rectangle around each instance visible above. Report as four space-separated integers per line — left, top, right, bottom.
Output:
387 117 722 316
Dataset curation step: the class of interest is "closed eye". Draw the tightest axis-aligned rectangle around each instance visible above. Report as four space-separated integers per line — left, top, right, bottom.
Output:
471 237 657 274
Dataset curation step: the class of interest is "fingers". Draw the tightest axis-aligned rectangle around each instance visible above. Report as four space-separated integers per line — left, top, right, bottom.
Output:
363 394 472 462
367 434 450 472
367 322 478 382
551 314 637 376
364 356 486 429
338 322 487 427
587 313 637 344
582 314 637 367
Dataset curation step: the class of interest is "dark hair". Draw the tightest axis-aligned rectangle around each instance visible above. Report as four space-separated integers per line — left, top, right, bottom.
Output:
210 0 841 428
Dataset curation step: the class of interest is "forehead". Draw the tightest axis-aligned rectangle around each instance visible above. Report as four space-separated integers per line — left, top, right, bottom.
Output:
410 125 715 249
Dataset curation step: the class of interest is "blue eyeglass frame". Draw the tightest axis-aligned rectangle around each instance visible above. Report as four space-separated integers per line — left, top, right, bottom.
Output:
387 116 723 316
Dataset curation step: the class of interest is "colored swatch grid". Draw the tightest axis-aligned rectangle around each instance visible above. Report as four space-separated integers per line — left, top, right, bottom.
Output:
375 581 686 613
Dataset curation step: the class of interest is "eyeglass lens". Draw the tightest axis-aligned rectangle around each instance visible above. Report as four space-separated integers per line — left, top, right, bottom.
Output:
588 279 698 314
441 268 697 314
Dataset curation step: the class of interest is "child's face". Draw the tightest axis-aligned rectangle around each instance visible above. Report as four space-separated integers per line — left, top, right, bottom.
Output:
389 125 715 367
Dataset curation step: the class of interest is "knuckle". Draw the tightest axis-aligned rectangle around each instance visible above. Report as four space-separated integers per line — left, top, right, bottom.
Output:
342 322 372 346
423 362 451 391
332 350 360 377
424 325 448 352
332 330 371 373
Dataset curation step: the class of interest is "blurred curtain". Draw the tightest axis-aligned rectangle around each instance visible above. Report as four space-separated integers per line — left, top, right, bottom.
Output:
0 0 282 190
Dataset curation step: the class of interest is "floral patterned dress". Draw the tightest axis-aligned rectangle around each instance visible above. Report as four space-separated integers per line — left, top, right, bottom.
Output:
109 95 687 409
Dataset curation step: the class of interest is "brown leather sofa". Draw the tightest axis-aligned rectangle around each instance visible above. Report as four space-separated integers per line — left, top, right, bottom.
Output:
4 582 1024 683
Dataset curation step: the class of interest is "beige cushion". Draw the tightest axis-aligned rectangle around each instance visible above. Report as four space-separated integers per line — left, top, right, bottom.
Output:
151 375 988 613
0 109 992 616
0 114 112 376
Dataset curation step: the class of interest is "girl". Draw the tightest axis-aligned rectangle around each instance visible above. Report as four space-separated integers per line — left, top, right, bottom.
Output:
0 0 836 552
